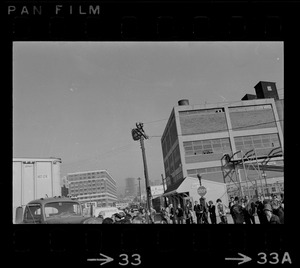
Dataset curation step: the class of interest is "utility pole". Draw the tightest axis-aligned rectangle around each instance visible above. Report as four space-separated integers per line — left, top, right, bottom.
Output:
140 136 152 213
137 177 142 204
131 123 152 216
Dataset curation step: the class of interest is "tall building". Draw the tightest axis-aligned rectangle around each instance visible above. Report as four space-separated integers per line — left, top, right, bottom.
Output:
161 81 284 201
124 177 136 197
67 170 117 207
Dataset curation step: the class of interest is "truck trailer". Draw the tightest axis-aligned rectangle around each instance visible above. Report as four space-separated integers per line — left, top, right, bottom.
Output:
13 157 62 223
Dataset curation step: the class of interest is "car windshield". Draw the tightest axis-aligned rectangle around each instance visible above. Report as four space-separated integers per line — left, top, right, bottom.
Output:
24 204 42 223
45 202 82 218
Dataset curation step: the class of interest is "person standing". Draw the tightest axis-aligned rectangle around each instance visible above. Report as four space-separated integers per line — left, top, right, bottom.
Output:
160 206 169 224
264 203 281 224
271 195 284 224
176 204 184 224
216 199 228 224
164 205 171 224
244 196 256 224
139 208 147 224
229 196 235 223
185 205 193 224
229 196 235 210
208 200 217 224
199 197 209 224
230 196 245 224
194 201 201 224
255 195 268 224
280 193 284 210
169 203 176 224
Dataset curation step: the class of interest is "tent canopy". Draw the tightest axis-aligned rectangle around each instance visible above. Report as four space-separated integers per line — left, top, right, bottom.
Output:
163 177 227 197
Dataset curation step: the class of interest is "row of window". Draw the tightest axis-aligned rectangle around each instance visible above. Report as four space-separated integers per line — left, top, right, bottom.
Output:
69 171 104 177
70 188 105 193
234 133 281 151
79 196 107 200
183 138 231 156
162 115 178 157
164 145 181 178
68 174 116 186
180 108 225 116
69 178 105 184
70 183 105 188
187 166 222 177
68 172 105 180
106 185 117 193
229 105 272 113
166 171 183 187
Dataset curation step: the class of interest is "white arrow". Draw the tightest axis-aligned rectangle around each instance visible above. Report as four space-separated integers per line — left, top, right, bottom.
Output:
87 253 114 266
225 253 252 265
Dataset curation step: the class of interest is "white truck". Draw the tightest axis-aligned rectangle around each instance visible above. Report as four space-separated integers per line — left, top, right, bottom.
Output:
13 157 62 223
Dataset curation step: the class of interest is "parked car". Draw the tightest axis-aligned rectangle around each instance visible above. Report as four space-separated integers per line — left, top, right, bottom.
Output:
94 207 120 219
15 196 103 224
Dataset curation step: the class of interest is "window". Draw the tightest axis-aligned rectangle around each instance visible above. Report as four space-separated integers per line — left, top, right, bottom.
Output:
184 146 193 152
267 86 272 91
24 204 42 222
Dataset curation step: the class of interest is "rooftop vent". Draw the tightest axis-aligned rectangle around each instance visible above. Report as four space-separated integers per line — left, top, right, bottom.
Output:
241 94 257 101
178 99 189 106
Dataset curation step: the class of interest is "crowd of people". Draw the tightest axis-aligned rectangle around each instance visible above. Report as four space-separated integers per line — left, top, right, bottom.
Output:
158 193 284 224
100 193 284 224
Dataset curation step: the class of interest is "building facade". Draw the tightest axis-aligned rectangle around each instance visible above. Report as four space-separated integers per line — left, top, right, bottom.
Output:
161 81 284 199
124 177 137 198
67 170 117 207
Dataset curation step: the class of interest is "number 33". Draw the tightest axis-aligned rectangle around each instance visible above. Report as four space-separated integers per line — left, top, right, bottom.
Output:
257 252 279 264
119 254 141 266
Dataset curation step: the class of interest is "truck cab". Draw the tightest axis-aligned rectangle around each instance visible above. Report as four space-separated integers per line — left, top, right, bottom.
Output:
15 196 103 224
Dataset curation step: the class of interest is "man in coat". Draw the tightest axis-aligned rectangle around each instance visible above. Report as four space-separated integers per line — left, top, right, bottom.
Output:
194 201 201 224
264 203 281 224
230 196 245 224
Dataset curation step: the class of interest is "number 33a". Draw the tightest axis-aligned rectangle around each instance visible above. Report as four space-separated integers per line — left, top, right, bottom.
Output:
257 252 292 265
119 254 141 266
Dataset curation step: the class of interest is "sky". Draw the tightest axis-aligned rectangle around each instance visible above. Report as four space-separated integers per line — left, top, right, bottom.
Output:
13 42 283 195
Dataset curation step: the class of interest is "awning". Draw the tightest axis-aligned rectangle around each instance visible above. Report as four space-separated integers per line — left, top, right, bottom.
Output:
162 177 186 196
163 176 227 197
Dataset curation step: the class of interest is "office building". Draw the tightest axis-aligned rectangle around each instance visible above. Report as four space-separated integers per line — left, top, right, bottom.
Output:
67 170 117 207
124 177 137 197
